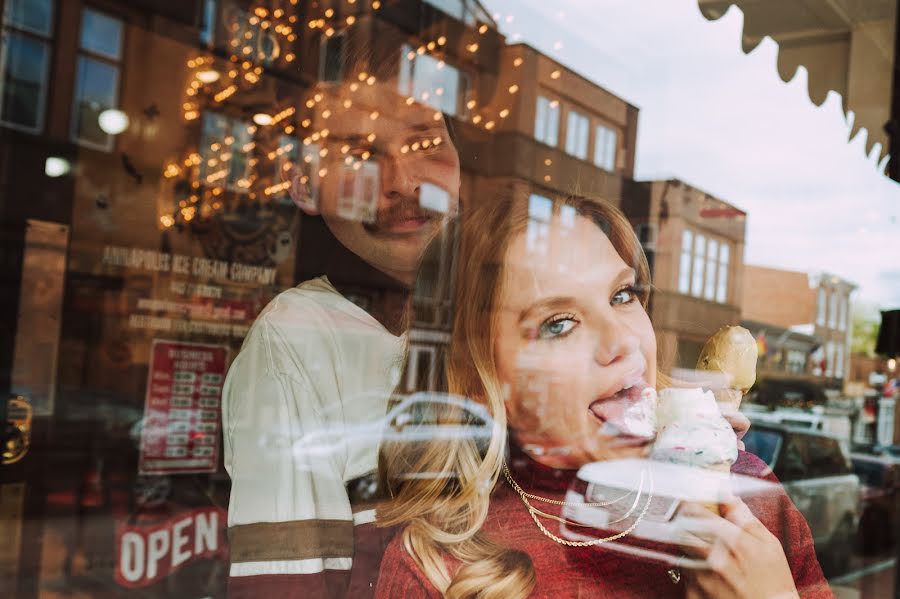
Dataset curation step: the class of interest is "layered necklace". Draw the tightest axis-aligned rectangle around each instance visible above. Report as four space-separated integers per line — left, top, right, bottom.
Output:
501 462 654 548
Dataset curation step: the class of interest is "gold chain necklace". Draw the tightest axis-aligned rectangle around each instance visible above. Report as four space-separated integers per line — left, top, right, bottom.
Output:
502 463 654 548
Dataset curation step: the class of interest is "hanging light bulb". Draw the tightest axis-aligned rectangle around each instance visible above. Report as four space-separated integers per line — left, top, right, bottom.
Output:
253 113 274 126
98 109 129 135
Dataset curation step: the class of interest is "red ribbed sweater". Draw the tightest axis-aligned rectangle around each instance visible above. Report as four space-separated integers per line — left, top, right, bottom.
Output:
375 450 834 598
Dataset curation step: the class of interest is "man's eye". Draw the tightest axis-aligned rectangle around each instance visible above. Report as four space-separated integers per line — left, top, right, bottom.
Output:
538 316 577 339
611 286 638 306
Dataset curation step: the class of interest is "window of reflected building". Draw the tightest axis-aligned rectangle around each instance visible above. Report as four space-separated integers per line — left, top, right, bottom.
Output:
0 0 53 132
70 7 123 150
565 109 589 160
534 95 559 147
593 123 617 171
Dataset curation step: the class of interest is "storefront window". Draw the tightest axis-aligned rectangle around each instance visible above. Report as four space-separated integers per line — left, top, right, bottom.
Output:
3 2 899 598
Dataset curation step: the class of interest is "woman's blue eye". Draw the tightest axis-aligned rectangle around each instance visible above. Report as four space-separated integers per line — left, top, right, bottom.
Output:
612 286 637 305
538 317 577 339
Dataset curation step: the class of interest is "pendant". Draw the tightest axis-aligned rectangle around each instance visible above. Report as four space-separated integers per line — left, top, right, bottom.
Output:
667 568 681 584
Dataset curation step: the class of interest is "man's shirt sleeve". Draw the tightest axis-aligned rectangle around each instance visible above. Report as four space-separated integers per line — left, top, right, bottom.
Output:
222 332 357 598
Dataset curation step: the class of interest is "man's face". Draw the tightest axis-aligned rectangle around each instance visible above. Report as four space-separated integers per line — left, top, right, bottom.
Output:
288 82 461 285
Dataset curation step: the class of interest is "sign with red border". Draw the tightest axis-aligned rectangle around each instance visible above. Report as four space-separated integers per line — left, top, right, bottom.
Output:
115 506 227 588
138 340 228 475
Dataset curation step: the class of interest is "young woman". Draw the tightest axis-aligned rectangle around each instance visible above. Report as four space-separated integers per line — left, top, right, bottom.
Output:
375 190 831 598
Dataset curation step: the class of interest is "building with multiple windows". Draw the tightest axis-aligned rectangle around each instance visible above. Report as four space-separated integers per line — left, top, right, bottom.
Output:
742 265 856 388
623 179 747 371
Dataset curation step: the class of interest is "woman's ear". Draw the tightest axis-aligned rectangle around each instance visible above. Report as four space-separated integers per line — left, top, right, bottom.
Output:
284 162 320 215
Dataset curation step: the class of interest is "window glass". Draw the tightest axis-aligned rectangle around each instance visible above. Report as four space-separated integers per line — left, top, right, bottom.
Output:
70 56 118 148
704 238 718 300
716 243 729 302
743 428 782 466
806 436 850 477
80 8 123 59
565 109 589 159
399 44 461 116
3 0 52 35
527 193 552 255
691 233 705 297
838 295 847 331
828 292 837 328
678 229 692 293
775 435 810 482
817 287 826 325
534 95 559 147
198 112 253 192
424 0 465 20
200 0 216 45
3 2 893 595
593 123 616 170
0 32 49 130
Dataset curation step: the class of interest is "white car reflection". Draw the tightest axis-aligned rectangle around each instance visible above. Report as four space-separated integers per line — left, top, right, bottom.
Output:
261 392 494 461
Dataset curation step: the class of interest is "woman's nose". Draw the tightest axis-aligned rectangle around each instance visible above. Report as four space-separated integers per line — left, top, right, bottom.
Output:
593 317 641 366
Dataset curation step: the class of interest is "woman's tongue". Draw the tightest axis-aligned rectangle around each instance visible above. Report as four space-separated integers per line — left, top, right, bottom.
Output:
588 386 656 439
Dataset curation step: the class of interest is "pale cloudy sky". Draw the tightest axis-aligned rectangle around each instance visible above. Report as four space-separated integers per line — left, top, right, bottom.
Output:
484 0 900 309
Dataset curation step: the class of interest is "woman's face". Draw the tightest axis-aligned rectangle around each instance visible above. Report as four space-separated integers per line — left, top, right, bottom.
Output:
493 211 657 469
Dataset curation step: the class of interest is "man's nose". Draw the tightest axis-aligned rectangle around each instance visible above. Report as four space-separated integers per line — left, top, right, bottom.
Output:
379 153 420 202
593 315 641 367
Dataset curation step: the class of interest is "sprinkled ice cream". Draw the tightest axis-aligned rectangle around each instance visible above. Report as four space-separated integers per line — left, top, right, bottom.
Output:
650 387 737 470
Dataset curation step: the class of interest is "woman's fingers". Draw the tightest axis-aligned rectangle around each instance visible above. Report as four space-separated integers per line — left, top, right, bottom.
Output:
720 496 772 541
675 503 744 559
721 410 750 442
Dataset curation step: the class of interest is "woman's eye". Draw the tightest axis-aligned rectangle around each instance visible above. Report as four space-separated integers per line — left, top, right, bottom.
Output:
611 286 638 306
538 316 577 339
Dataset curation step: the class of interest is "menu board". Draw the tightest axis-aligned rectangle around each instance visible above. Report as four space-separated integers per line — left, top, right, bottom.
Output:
138 340 228 475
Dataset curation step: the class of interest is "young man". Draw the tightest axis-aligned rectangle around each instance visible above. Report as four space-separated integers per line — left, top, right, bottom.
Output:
221 50 461 598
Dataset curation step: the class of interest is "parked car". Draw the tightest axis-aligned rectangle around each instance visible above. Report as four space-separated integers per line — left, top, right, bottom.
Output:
850 453 900 554
742 423 860 577
260 391 495 463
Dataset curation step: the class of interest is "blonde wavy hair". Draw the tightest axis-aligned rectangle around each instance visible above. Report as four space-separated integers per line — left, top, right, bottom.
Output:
378 186 653 598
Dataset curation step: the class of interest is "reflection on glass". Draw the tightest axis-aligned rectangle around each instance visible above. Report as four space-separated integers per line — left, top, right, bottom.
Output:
0 32 49 130
679 228 692 293
80 8 123 60
535 95 559 147
691 233 706 297
717 243 729 303
594 123 617 171
565 109 589 159
3 0 52 35
399 44 462 116
70 56 119 148
705 238 718 300
526 193 552 255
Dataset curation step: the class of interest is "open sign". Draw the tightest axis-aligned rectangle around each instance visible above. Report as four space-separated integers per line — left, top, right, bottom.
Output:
115 507 227 588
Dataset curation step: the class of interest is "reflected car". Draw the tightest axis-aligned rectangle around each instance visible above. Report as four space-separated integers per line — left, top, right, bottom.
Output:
260 392 494 461
850 453 900 554
743 423 860 577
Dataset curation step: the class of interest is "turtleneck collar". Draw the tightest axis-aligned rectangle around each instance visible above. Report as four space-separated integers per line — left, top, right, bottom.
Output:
506 442 581 495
